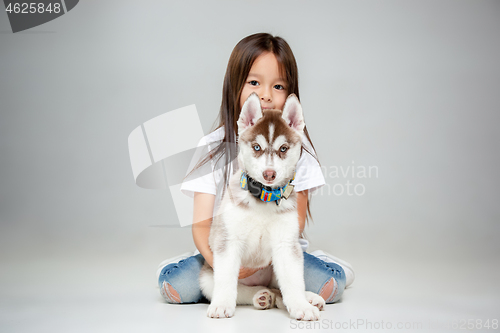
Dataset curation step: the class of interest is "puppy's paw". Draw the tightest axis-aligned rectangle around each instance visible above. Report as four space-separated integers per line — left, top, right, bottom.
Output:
305 291 325 311
288 302 320 321
252 289 276 310
207 303 235 318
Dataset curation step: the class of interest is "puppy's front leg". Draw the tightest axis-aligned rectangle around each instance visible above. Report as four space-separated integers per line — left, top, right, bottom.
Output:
207 240 242 318
272 240 320 321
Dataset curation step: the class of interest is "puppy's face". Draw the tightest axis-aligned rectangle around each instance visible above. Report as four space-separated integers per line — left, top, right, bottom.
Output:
237 93 304 188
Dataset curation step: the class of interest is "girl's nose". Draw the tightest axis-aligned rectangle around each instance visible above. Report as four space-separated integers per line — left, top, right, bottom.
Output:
260 94 272 103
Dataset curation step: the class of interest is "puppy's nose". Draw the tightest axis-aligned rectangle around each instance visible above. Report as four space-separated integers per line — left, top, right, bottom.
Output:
263 170 276 182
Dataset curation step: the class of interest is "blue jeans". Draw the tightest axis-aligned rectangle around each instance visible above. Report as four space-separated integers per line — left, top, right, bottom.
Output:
158 252 346 304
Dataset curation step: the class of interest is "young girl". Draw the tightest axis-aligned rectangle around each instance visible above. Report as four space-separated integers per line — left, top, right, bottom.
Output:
157 33 354 305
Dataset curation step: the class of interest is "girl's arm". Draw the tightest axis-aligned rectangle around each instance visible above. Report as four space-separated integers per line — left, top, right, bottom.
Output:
191 192 261 279
192 192 216 268
297 190 308 236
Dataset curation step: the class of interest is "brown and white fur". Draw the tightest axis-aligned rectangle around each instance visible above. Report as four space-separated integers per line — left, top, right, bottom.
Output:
199 93 324 320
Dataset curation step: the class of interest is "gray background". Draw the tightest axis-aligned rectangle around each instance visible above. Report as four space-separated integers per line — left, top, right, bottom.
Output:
1 0 499 332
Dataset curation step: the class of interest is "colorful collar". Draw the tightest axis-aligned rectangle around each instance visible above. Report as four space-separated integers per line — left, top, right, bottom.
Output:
240 170 295 206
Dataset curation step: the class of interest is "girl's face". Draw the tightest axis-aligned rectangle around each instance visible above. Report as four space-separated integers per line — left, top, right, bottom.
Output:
239 52 288 112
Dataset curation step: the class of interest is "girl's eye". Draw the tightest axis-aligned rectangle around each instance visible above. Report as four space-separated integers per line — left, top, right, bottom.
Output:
249 80 259 86
280 146 288 152
274 84 285 90
253 144 261 151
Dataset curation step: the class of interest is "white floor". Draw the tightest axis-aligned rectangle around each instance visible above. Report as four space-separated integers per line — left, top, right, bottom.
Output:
2 249 498 333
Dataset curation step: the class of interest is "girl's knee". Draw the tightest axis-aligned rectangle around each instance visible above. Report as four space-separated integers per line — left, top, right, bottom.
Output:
157 254 205 304
304 254 347 303
159 279 201 304
318 277 343 304
160 280 182 303
317 265 346 304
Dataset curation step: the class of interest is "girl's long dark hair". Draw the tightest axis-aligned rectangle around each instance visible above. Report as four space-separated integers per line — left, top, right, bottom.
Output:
190 33 320 232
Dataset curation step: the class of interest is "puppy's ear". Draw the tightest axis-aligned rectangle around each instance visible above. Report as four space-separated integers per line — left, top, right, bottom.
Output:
237 93 263 135
282 94 305 133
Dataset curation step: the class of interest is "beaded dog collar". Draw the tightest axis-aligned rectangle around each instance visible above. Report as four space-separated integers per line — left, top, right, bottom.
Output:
239 170 295 206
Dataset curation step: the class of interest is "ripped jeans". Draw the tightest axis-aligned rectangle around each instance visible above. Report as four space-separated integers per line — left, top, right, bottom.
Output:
158 252 346 304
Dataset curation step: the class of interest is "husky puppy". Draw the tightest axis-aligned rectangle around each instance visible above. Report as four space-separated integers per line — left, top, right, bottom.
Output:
199 93 325 320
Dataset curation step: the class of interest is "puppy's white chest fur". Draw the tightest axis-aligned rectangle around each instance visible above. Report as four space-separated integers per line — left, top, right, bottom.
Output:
234 210 273 268
213 176 297 269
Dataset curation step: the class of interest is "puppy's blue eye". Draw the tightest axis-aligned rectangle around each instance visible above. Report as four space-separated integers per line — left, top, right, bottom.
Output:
280 146 288 152
253 145 261 151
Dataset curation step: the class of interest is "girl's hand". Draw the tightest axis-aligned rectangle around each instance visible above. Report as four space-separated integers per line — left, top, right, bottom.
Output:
238 265 269 279
238 262 272 279
238 266 259 279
